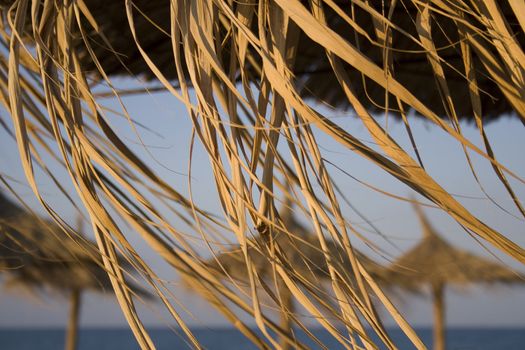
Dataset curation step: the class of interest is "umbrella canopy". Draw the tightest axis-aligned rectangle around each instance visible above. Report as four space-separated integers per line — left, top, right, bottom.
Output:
387 202 525 289
207 229 386 289
0 0 520 121
207 199 388 286
0 190 142 295
384 202 525 350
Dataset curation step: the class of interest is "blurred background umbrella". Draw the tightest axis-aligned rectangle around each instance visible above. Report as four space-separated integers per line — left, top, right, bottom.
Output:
197 197 390 350
383 201 525 350
0 190 149 350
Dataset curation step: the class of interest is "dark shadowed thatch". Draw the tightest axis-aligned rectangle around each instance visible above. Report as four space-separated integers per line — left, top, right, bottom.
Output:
0 190 148 350
383 202 525 350
1 0 521 121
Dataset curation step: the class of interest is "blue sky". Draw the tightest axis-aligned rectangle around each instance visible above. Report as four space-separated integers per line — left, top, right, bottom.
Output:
0 82 524 329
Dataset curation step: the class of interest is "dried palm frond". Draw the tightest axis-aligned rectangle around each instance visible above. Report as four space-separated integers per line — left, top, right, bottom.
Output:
0 0 523 349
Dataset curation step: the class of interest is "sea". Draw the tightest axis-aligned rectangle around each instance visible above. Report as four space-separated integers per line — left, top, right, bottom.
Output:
0 328 524 349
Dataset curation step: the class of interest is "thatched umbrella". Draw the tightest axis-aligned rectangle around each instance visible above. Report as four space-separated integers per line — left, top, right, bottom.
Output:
76 1 521 120
384 202 525 350
0 0 520 121
0 190 148 350
201 199 389 350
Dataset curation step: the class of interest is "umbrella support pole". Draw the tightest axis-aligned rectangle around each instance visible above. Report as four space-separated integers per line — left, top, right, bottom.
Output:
65 289 81 350
432 283 445 350
279 288 294 350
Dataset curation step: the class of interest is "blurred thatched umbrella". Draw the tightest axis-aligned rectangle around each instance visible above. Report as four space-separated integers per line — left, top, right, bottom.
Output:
201 199 389 350
0 190 148 350
1 0 520 121
384 202 525 350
